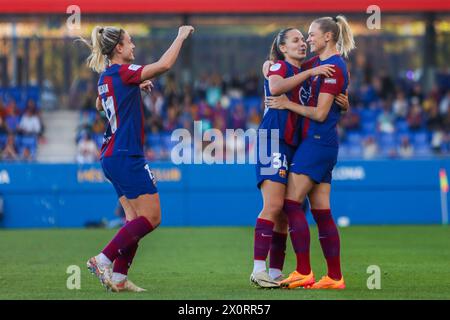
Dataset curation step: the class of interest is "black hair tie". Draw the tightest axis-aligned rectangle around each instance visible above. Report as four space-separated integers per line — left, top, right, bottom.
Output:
332 17 338 23
99 28 104 34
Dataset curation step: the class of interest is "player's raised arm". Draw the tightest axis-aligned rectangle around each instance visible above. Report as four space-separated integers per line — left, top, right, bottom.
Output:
140 26 194 81
269 64 335 96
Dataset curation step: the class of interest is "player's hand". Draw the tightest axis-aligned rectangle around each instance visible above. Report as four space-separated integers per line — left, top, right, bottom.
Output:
310 64 335 77
335 90 349 112
178 25 195 40
139 80 154 94
265 95 289 109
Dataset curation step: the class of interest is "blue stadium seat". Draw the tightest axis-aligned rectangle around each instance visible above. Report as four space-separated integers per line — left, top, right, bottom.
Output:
346 132 363 145
412 131 430 145
396 120 409 134
93 133 104 148
147 133 163 148
337 143 350 158
0 133 7 149
348 144 363 158
414 143 432 157
243 96 261 110
378 132 397 146
361 121 377 134
360 108 380 122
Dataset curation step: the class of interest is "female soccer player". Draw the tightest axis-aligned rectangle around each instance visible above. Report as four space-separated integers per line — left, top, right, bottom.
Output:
81 25 194 292
251 27 343 288
266 15 355 289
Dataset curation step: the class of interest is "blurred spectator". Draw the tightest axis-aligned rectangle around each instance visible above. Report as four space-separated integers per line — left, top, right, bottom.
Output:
363 136 378 159
439 90 450 115
91 113 106 135
377 103 395 133
76 132 99 164
163 105 180 132
18 105 42 136
1 134 19 161
398 136 414 158
426 103 443 131
340 106 361 131
410 83 424 105
20 146 34 162
231 103 247 129
0 117 8 135
431 129 445 154
243 71 259 96
407 98 424 130
392 90 408 119
4 101 21 133
246 108 261 131
206 74 222 107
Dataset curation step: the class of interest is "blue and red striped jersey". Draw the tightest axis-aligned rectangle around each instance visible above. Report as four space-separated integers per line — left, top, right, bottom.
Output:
259 60 310 147
301 54 349 147
97 63 145 158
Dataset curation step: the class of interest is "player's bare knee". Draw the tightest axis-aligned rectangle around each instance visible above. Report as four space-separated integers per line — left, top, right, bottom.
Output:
263 198 284 218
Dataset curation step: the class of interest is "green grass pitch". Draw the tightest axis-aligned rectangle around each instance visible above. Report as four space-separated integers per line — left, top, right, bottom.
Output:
0 226 449 300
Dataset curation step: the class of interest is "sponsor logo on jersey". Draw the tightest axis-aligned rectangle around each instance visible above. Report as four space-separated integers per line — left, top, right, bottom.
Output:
98 84 109 95
128 64 142 71
269 63 282 72
324 78 337 84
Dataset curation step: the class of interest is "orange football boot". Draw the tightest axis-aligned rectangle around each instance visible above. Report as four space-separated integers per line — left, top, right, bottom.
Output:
279 271 315 289
310 275 345 289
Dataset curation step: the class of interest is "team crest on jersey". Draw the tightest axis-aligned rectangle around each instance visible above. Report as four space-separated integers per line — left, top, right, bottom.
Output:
299 86 311 105
98 84 109 95
279 169 287 178
269 63 282 72
324 78 337 84
128 64 142 71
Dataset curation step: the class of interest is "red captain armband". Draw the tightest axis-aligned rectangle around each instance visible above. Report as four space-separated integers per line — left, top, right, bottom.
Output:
119 64 144 85
267 61 287 78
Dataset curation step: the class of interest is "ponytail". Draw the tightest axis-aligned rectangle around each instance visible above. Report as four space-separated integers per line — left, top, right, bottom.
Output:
313 15 356 58
335 15 356 58
78 26 124 73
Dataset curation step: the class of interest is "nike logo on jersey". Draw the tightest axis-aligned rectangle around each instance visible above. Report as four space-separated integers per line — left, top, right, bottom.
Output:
261 234 272 238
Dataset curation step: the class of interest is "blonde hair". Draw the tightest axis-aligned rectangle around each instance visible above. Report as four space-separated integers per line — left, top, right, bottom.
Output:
313 15 356 58
78 26 124 73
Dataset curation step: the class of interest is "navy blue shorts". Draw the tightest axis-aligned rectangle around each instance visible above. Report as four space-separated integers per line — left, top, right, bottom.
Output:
255 137 296 189
290 140 338 184
101 155 158 199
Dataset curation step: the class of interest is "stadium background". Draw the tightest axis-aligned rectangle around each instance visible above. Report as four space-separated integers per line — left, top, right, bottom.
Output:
0 1 449 228
0 0 449 302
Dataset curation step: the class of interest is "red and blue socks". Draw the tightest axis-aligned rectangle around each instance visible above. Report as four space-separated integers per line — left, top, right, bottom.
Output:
102 216 154 262
113 221 139 276
269 231 287 279
283 199 311 275
311 209 342 280
253 218 274 273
